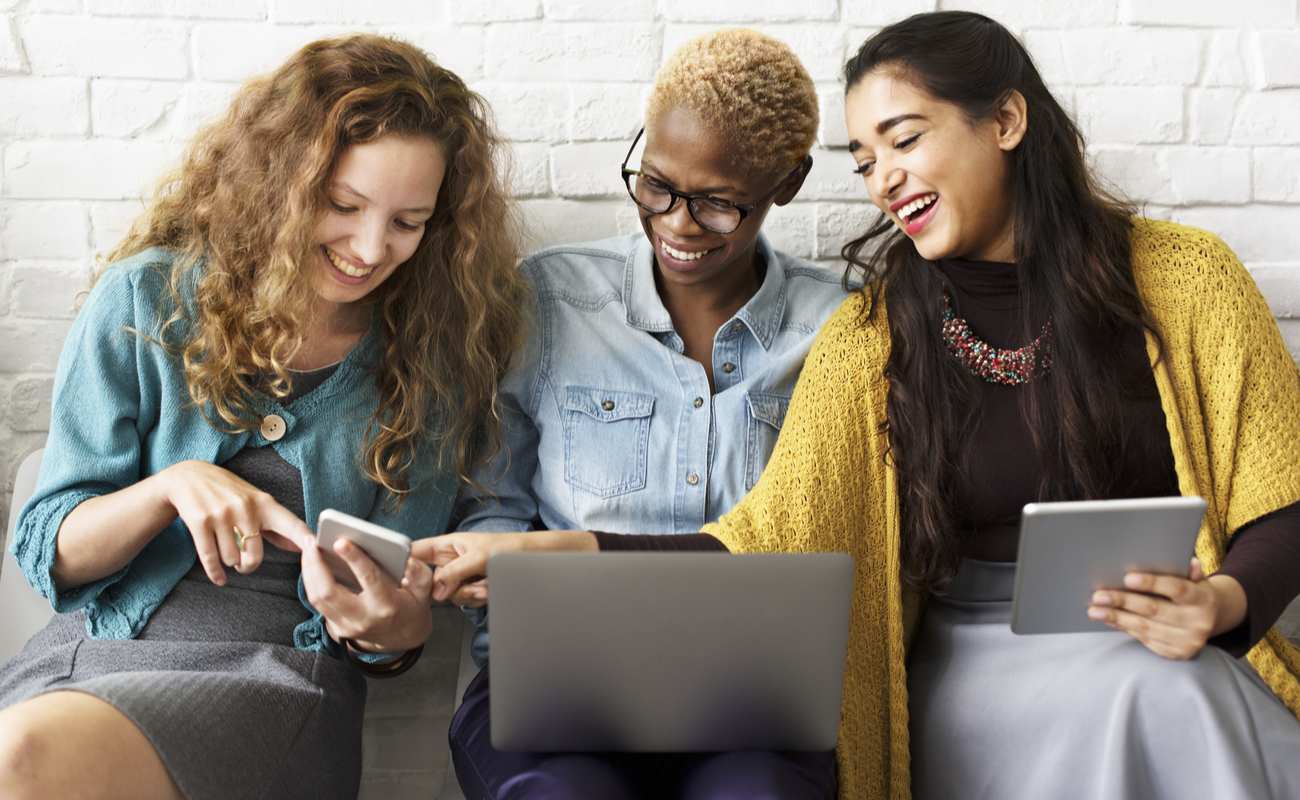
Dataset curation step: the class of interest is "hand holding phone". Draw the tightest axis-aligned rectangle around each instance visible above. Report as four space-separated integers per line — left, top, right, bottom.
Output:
315 509 412 592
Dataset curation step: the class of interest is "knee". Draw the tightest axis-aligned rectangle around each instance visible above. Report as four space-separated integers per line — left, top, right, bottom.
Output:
0 712 62 800
498 756 635 800
682 751 835 800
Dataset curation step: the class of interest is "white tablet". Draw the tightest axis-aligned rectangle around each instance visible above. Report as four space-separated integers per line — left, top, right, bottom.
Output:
1010 496 1207 635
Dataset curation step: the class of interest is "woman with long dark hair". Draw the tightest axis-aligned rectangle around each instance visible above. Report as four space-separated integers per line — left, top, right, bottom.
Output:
424 12 1300 799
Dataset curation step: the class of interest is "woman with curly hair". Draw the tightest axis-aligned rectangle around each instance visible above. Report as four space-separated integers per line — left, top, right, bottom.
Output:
425 28 845 799
0 34 525 800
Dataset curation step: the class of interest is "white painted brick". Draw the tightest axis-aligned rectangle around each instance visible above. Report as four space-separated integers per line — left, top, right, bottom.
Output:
503 142 550 198
663 24 847 83
174 82 238 139
92 79 183 138
378 26 484 81
1074 88 1183 144
1 17 28 75
90 200 146 255
1188 88 1240 145
0 78 88 136
1231 91 1300 145
5 141 180 200
451 0 539 22
802 148 865 200
0 319 71 371
1278 319 1300 360
940 0 1118 29
0 202 89 259
1122 0 1295 27
476 82 568 142
1172 206 1300 263
761 202 814 259
614 202 641 237
1056 29 1201 86
1203 31 1252 89
1165 147 1250 205
487 22 659 82
1021 31 1070 86
1249 264 1300 319
661 0 837 23
550 142 628 198
10 260 89 318
569 84 645 142
1253 148 1300 203
18 0 83 11
1089 147 1177 205
517 198 622 252
22 16 189 79
271 0 438 24
817 89 848 149
88 0 266 18
542 0 654 21
815 201 879 260
193 23 348 82
1257 32 1300 89
842 0 936 25
8 376 54 433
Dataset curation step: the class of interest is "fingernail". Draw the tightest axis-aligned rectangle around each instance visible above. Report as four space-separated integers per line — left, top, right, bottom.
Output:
1092 591 1111 606
1123 573 1142 589
1088 607 1106 620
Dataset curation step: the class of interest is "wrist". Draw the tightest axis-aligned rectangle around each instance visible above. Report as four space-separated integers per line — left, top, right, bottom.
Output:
1206 574 1248 637
529 530 597 552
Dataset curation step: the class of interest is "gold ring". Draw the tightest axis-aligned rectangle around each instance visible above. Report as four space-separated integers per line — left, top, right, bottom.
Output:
233 526 261 551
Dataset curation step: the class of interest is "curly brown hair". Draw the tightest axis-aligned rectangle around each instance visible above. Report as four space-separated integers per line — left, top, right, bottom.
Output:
107 34 528 502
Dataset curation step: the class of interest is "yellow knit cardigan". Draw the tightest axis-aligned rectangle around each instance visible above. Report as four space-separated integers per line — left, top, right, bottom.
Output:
705 220 1300 800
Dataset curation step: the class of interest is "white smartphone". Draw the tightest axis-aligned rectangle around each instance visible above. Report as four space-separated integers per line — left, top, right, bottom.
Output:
316 509 412 591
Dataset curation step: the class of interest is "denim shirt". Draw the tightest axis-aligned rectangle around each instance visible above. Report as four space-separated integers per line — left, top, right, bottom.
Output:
456 233 850 661
11 248 458 655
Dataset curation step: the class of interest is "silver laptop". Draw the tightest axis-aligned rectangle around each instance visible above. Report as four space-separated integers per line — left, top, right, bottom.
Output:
487 552 853 753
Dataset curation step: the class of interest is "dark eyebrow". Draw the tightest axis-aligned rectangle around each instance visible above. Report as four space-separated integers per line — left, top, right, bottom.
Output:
848 113 928 154
332 181 434 214
639 161 736 196
876 113 926 135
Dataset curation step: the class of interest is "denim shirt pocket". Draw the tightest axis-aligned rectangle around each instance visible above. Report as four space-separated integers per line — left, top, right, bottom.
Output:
744 390 791 490
562 386 655 498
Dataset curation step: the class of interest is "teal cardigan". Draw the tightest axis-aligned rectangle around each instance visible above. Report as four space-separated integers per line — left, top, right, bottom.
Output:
10 248 458 654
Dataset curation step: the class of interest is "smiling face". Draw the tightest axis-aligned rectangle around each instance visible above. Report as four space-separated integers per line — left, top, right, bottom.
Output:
844 68 1025 263
637 106 797 291
311 134 445 323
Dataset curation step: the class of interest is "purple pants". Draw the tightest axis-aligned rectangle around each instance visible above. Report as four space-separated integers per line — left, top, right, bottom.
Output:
449 668 837 800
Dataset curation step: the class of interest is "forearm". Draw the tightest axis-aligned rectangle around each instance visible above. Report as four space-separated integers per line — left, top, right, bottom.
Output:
51 472 175 587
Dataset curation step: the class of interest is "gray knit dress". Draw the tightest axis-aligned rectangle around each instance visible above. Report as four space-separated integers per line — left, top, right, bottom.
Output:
0 366 367 800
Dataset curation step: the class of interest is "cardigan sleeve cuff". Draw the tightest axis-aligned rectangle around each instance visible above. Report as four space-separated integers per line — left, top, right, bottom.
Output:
11 488 129 612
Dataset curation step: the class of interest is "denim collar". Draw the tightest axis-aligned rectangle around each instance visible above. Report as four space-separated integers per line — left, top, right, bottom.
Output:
622 233 787 351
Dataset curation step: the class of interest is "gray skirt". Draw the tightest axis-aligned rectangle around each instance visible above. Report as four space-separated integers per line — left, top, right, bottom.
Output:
908 559 1300 799
0 557 366 800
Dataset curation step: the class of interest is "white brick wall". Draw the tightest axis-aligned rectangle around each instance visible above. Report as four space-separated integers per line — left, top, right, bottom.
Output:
2 0 1299 588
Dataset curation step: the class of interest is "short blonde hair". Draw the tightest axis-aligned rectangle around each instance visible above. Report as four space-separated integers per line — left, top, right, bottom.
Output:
646 28 818 179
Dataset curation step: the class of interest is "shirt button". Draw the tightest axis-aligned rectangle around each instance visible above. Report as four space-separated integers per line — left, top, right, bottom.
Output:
260 413 286 442
721 362 736 374
693 396 704 409
686 472 700 486
601 400 615 411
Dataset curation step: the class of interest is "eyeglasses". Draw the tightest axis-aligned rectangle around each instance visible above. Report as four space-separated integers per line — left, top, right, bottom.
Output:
619 127 808 236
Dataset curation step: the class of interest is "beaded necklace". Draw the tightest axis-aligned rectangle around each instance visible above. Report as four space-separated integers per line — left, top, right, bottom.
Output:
941 290 1053 385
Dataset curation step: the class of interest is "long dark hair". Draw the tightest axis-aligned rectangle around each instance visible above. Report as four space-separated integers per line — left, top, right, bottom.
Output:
842 12 1163 591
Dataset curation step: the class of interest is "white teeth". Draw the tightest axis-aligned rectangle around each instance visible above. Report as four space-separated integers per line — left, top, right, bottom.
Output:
324 247 375 278
662 242 716 262
899 193 938 220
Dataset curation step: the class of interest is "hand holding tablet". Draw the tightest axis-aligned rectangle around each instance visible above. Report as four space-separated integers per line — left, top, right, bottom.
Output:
1011 496 1207 635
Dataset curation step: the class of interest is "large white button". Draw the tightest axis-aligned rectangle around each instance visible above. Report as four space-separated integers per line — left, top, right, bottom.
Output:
686 472 700 486
260 413 286 442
